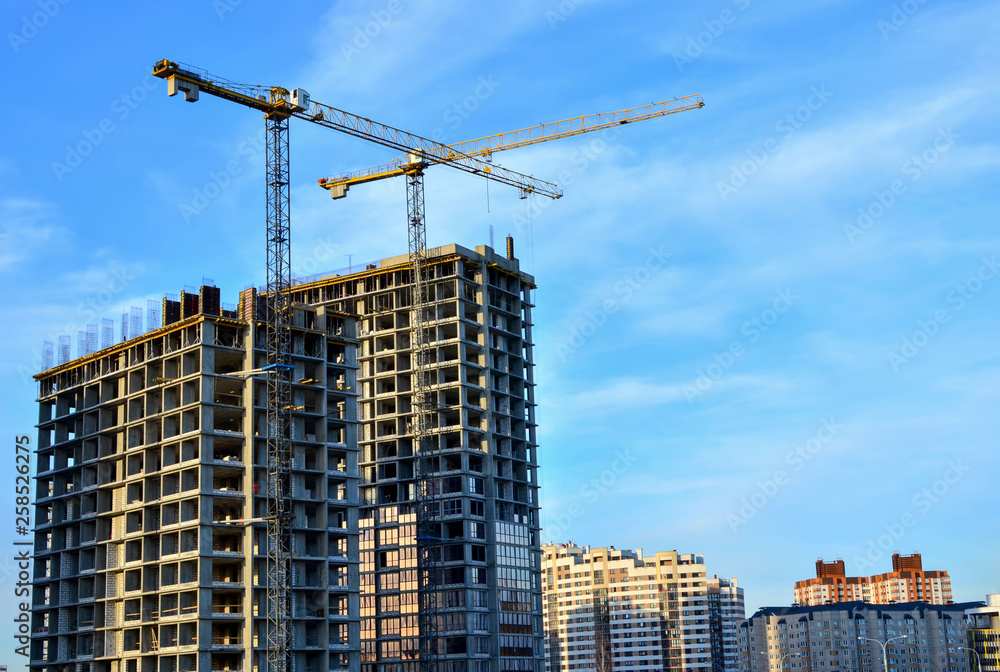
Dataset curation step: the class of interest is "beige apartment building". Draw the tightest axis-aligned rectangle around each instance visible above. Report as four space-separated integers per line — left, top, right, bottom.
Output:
542 544 745 672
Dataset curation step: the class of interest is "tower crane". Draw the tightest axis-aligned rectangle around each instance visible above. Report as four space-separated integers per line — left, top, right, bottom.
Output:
151 59 561 672
316 93 704 672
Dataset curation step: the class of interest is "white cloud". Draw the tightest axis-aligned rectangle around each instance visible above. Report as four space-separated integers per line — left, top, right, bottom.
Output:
0 199 67 271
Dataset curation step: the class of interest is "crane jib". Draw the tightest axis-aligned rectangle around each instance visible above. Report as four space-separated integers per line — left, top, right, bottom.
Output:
319 93 705 194
152 59 558 199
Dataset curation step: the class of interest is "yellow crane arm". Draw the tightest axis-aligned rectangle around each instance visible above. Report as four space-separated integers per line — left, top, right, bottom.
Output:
449 94 706 156
318 94 704 198
151 60 561 199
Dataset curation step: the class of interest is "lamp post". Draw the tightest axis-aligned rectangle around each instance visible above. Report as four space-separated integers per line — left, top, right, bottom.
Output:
859 635 907 672
958 646 982 672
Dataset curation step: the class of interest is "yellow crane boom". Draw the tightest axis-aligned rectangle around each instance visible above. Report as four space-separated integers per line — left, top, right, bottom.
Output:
318 94 704 198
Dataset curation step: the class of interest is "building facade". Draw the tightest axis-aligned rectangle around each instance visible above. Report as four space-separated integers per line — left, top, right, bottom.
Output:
709 577 746 672
794 555 953 606
30 285 361 672
288 244 544 672
739 601 981 672
541 543 745 672
966 594 1000 672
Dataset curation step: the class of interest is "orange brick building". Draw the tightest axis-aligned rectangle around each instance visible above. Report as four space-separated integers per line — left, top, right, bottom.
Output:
794 553 952 606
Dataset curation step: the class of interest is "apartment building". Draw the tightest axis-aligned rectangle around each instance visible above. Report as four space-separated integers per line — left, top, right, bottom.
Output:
288 243 543 672
30 284 361 672
740 601 981 672
709 577 746 672
794 555 952 606
966 594 1000 672
793 561 871 605
541 543 745 672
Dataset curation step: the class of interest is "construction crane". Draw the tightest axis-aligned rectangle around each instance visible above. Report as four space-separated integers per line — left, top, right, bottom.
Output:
317 92 704 672
318 94 704 197
151 59 561 672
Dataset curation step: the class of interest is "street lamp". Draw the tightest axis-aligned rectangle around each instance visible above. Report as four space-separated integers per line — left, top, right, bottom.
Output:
859 635 907 672
958 646 982 672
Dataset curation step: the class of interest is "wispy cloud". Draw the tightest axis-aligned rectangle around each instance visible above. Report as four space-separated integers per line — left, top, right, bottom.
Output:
0 199 67 271
305 1 541 99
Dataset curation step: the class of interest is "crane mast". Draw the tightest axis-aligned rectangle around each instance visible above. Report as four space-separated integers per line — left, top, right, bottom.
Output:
263 111 294 672
405 163 441 672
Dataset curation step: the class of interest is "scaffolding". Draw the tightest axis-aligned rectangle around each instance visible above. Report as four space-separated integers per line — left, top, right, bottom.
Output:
101 318 114 350
129 306 143 340
58 335 70 365
41 340 54 370
146 298 160 333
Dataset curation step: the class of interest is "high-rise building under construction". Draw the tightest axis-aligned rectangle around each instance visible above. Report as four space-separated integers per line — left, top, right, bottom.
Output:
30 284 361 672
30 242 543 672
287 243 543 672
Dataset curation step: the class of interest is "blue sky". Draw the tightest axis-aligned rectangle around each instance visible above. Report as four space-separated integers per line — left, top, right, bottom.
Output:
1 0 998 640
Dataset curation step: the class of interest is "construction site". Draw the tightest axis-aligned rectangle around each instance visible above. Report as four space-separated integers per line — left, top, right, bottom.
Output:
27 59 703 672
14 5 997 672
